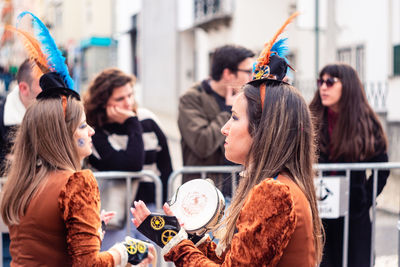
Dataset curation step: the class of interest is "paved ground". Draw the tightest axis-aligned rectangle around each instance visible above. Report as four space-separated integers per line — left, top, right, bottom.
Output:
376 209 399 266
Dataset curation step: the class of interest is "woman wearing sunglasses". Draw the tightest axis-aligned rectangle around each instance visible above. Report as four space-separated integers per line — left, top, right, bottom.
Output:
310 63 389 267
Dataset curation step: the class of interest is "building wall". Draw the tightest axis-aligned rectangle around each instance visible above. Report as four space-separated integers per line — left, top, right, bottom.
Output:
177 29 195 96
80 0 113 38
336 0 389 82
9 0 395 119
115 0 141 74
141 0 178 115
1 0 47 67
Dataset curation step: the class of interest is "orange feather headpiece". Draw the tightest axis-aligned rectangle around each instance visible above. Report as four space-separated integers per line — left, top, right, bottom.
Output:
250 12 299 110
5 25 50 79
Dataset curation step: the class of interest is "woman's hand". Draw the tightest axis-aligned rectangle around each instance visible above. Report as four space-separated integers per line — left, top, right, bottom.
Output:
131 201 179 227
106 105 136 124
131 200 151 227
100 209 116 224
108 239 157 267
162 202 175 217
99 209 116 240
138 243 157 266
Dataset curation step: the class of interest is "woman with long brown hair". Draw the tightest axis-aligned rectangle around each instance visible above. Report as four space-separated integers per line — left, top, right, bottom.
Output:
131 12 324 266
309 63 389 267
132 80 324 266
0 72 155 266
0 11 155 266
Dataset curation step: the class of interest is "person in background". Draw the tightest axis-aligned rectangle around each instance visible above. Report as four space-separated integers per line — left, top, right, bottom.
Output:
0 65 14 93
178 45 254 197
84 68 173 249
309 63 390 267
0 59 41 172
0 59 42 265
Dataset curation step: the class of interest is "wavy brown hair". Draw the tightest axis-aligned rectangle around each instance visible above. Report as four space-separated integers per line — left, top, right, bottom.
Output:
1 97 82 225
84 68 136 128
309 63 387 162
217 81 324 263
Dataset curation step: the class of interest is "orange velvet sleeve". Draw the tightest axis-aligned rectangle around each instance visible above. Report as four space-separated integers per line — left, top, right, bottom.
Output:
59 170 114 266
164 178 297 266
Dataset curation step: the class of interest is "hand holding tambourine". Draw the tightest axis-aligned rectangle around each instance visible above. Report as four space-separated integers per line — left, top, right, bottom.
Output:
131 179 225 250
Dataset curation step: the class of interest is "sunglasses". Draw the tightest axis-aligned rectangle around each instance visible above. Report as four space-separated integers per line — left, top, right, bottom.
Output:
317 77 339 88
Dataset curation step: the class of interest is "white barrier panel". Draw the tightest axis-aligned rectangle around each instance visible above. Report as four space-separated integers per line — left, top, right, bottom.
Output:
315 176 349 218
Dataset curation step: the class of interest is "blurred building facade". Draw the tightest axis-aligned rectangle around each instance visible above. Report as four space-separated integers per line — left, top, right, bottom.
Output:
46 0 117 92
112 0 400 122
1 0 400 121
0 0 47 71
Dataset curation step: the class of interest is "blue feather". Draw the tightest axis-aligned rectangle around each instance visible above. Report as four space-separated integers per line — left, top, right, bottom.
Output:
270 38 289 61
17 11 75 90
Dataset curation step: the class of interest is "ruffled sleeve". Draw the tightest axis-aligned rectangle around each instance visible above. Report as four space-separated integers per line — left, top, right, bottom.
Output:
197 238 224 264
164 178 297 266
59 170 114 266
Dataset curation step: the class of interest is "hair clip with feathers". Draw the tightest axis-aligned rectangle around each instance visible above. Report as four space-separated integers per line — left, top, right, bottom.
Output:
7 11 79 100
251 12 299 82
16 11 75 90
249 12 299 110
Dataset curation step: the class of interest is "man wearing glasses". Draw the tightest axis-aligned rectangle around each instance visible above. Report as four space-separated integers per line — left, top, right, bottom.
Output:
178 45 254 197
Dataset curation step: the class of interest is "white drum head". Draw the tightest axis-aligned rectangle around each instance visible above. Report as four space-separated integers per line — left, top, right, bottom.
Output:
169 179 220 232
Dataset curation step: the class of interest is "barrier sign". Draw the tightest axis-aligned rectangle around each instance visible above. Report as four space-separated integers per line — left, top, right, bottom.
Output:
315 176 349 219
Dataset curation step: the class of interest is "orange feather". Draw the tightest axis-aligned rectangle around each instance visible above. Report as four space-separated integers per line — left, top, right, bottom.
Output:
5 25 50 78
256 12 299 68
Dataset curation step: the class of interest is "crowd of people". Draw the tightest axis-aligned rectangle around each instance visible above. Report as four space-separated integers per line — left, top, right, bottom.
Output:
0 11 390 267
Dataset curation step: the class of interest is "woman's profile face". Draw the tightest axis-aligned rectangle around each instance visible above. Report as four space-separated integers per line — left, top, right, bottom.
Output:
74 112 95 162
106 83 135 112
221 93 253 165
318 73 342 112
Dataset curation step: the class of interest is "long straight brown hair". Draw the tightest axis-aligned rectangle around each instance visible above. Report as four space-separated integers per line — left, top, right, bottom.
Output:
217 82 324 263
309 63 387 161
1 97 82 225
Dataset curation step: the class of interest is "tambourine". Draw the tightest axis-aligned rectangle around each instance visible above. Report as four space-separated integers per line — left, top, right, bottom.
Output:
168 178 225 235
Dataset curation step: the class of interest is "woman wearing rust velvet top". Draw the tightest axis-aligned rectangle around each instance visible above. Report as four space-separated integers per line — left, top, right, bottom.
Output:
132 13 324 266
133 80 324 267
0 72 155 266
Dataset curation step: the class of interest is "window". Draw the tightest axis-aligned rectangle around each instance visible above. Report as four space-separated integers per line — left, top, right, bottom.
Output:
337 45 366 82
394 44 400 76
356 45 365 82
337 48 352 65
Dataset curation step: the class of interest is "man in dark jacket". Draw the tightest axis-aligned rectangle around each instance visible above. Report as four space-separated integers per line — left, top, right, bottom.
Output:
178 45 254 197
0 59 41 171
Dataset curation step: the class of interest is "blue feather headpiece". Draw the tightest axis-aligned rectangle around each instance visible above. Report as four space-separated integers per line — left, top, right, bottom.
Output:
270 38 289 60
251 12 298 82
14 11 78 99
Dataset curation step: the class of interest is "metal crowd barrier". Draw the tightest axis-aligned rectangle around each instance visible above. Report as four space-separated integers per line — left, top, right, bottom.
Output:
167 165 243 199
93 170 163 234
0 170 163 267
167 163 400 267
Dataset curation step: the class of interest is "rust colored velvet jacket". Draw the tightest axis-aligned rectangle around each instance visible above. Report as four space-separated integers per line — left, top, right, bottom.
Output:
165 174 316 267
9 170 114 266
